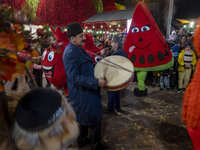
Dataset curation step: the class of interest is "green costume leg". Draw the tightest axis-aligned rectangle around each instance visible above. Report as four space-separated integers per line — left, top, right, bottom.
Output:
137 71 147 90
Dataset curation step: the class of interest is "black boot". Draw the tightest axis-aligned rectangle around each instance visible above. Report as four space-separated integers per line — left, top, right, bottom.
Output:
134 88 147 96
78 137 90 148
78 125 90 148
92 143 111 150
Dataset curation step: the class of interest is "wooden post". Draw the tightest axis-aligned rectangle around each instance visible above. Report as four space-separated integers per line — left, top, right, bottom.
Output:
167 0 174 36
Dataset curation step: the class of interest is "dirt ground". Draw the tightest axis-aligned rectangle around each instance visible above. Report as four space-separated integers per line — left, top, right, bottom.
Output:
1 81 193 150
73 82 193 150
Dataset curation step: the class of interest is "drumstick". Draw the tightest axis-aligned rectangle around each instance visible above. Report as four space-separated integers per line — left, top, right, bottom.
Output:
93 48 110 55
99 61 133 73
86 50 134 74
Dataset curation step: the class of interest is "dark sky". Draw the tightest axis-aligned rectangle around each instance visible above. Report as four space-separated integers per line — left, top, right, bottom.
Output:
115 0 200 19
174 0 200 19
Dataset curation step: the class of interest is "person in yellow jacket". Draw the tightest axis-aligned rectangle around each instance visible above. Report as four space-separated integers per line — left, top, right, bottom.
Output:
177 44 197 93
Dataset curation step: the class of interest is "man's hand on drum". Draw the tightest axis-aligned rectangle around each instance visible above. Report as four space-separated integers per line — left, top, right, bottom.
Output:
101 48 106 55
98 78 107 88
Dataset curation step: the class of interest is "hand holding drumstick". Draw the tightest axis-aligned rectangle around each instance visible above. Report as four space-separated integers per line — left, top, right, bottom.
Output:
98 78 107 88
100 47 111 55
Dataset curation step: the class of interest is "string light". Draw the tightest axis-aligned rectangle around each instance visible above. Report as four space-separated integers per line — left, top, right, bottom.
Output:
190 22 194 28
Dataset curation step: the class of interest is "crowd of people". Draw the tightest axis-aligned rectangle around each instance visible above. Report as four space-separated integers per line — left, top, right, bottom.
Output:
146 29 197 93
92 28 197 94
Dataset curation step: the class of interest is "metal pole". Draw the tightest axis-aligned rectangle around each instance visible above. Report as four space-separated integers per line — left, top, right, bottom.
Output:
167 0 174 36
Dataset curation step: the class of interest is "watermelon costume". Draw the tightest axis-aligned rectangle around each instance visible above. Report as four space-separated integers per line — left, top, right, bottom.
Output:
124 2 174 96
83 33 101 63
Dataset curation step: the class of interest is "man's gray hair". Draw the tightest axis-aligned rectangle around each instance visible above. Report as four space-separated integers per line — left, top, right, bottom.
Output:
111 36 122 45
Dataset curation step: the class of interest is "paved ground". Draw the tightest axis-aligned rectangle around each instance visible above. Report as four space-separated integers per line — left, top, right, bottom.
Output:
69 82 193 150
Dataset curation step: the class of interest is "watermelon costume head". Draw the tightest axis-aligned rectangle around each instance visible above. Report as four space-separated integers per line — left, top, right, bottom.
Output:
124 2 174 71
83 33 101 63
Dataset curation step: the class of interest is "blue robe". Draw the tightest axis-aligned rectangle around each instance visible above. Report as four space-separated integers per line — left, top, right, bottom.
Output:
63 42 102 126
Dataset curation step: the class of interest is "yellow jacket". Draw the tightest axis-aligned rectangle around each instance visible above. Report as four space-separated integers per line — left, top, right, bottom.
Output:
178 50 197 71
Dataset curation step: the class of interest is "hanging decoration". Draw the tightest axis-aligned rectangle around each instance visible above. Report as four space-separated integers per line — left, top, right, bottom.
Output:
36 0 96 26
102 0 117 12
25 0 40 17
115 2 126 10
92 0 103 13
1 0 27 10
0 4 50 81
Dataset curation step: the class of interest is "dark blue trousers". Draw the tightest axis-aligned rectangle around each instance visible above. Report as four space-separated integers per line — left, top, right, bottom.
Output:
107 91 120 112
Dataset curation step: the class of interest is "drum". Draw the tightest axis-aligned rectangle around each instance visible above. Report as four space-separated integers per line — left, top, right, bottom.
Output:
94 55 134 91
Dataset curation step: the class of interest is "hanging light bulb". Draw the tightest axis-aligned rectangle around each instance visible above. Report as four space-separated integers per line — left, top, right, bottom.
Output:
93 26 95 28
101 25 103 28
118 24 120 27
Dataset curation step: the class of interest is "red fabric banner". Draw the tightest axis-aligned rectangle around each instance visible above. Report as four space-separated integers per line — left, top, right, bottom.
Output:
36 0 96 26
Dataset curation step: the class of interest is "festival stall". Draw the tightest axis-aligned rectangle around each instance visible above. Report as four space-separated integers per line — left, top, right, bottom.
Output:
83 8 134 36
83 2 157 36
